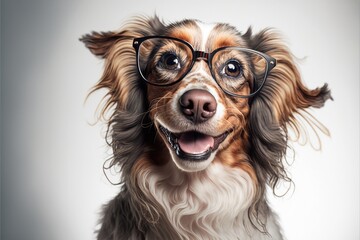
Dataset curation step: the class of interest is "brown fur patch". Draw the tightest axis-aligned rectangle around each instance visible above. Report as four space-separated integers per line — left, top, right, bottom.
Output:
168 20 201 48
207 23 246 51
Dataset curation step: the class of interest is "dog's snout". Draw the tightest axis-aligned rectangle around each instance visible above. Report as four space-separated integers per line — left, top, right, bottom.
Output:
179 89 217 123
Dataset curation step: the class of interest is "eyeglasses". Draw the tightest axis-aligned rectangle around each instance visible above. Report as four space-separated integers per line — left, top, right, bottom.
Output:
133 36 276 98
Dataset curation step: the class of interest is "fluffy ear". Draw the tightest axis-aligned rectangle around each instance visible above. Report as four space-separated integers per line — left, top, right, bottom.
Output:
244 28 332 189
80 16 166 180
80 16 166 59
80 31 124 58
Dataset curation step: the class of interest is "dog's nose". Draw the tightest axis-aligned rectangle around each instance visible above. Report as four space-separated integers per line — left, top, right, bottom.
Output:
179 89 217 123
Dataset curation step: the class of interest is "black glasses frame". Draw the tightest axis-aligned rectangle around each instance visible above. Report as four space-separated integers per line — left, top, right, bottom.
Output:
133 36 276 98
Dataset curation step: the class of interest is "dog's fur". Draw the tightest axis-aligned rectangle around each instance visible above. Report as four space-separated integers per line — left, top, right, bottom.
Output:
81 16 331 240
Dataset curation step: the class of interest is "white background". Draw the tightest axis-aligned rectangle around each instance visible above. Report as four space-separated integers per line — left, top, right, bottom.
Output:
1 0 359 239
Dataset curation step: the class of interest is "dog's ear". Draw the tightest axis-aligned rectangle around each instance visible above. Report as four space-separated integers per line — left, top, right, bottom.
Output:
80 31 124 59
244 28 332 189
80 16 166 59
80 16 166 179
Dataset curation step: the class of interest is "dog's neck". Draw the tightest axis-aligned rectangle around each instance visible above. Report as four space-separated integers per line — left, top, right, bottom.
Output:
133 159 280 239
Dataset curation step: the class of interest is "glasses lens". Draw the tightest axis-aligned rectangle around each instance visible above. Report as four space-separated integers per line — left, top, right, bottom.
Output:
211 48 268 97
137 38 193 85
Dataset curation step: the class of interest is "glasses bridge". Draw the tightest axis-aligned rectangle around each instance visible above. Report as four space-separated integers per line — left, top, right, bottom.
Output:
194 51 210 61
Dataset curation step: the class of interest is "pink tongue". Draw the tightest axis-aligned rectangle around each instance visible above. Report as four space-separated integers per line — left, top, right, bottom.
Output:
178 132 214 154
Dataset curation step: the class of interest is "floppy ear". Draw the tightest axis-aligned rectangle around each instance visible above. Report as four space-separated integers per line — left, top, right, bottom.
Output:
80 16 166 59
244 28 332 189
80 16 166 179
80 31 125 58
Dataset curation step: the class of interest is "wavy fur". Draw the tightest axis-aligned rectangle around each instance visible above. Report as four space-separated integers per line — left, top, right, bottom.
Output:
80 15 331 239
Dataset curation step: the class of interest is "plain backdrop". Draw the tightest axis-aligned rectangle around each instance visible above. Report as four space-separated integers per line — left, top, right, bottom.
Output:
1 0 359 239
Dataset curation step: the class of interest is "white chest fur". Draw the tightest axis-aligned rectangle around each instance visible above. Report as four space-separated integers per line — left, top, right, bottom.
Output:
136 162 283 240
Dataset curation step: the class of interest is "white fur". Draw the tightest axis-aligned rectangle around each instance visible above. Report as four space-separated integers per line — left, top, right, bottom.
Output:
197 21 216 51
136 161 283 240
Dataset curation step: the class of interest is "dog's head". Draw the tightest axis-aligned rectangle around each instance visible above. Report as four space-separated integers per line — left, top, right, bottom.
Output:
131 22 278 172
81 15 331 195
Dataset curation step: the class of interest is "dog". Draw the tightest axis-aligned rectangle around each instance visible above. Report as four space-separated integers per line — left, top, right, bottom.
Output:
81 15 331 240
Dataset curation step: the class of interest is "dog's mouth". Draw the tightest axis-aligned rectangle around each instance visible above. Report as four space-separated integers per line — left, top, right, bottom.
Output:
159 125 232 161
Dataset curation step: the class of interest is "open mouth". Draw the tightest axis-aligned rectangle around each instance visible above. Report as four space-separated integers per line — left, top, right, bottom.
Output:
159 125 232 161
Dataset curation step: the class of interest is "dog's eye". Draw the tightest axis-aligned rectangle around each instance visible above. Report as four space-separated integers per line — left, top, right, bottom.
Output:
158 53 181 71
222 60 243 78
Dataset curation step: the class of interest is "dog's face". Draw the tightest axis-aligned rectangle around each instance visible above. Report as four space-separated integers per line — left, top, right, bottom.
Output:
139 21 265 172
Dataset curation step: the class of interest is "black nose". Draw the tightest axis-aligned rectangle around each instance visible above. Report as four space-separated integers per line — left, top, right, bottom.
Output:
179 89 217 123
